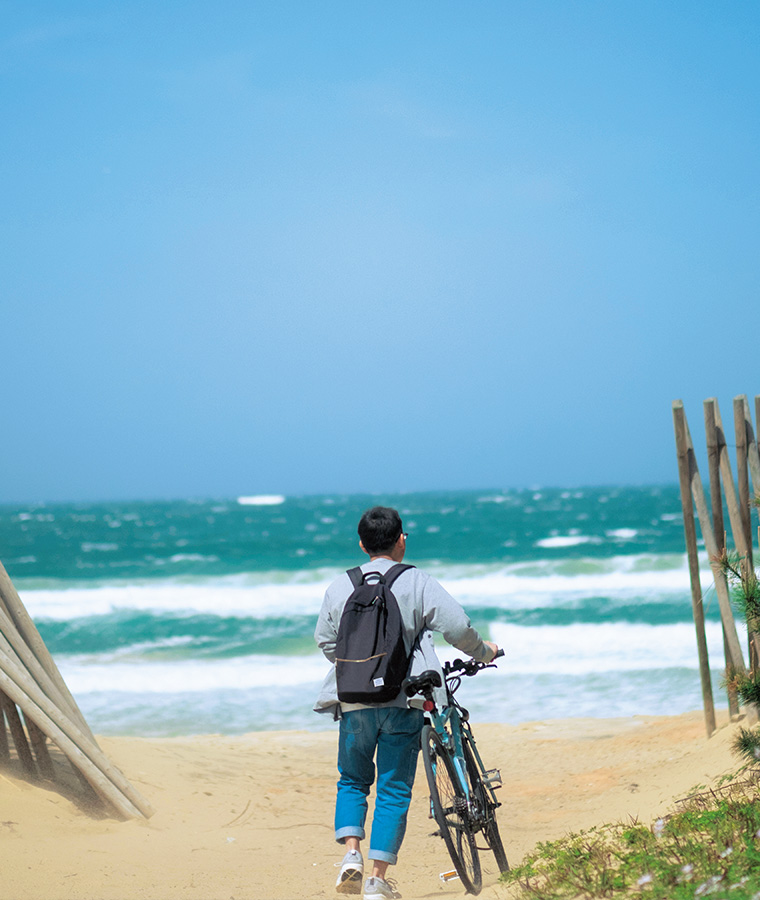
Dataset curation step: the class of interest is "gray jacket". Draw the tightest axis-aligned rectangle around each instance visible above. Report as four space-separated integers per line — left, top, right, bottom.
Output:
313 558 491 716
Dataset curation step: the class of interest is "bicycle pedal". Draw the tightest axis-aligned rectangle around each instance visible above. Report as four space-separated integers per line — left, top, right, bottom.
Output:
439 870 461 883
482 768 502 788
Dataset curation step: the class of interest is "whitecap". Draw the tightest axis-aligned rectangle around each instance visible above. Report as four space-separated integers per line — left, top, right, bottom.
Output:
480 619 739 675
535 535 595 548
237 495 285 506
59 653 329 694
168 554 220 564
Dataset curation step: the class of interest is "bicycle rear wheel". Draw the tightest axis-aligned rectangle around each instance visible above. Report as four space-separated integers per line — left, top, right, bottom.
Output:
421 723 481 894
462 738 509 874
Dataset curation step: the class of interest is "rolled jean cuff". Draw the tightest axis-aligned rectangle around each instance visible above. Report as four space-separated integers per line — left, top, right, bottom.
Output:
368 849 397 865
336 826 365 843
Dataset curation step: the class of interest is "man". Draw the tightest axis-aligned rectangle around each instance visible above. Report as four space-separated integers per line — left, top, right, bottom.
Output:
314 506 499 900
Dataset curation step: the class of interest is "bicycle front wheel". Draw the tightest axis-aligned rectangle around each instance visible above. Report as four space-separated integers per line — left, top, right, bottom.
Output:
421 724 481 894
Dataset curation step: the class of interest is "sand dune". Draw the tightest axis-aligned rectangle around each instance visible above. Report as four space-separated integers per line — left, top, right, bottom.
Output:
2 709 739 900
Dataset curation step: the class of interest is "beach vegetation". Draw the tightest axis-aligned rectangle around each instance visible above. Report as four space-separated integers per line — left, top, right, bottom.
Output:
502 541 760 899
717 547 760 761
500 769 760 899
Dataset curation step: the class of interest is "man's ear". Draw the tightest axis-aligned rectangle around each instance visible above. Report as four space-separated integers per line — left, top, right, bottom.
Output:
359 540 369 556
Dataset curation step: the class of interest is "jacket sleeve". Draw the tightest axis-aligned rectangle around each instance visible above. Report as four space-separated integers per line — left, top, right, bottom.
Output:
314 590 338 663
421 574 490 661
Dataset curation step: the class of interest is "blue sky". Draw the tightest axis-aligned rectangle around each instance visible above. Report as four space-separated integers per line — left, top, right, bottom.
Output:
2 1 759 503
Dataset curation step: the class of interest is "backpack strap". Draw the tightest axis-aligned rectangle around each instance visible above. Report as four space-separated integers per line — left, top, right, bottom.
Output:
346 566 364 588
382 563 415 588
346 563 415 588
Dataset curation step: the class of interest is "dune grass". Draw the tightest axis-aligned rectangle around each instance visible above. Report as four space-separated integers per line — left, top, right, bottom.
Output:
500 769 760 900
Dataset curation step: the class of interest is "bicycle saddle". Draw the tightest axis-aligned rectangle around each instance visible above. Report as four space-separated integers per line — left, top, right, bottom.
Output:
402 669 442 697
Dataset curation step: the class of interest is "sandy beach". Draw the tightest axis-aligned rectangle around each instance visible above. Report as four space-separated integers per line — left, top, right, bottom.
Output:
0 708 742 900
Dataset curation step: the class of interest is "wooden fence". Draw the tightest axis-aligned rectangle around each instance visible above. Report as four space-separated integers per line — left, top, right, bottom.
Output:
673 394 760 737
0 561 154 819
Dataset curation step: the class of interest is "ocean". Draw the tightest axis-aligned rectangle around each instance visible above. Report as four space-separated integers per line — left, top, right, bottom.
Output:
0 486 743 737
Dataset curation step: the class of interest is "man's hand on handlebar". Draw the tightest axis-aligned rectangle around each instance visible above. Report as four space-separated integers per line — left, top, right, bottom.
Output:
483 641 500 663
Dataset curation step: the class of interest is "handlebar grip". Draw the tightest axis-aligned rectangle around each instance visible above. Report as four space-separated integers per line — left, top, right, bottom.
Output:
494 648 505 659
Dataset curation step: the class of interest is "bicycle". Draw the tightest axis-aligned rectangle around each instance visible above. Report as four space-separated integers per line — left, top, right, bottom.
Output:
403 649 508 895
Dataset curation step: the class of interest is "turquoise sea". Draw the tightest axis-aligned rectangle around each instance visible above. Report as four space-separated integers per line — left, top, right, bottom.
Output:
0 486 742 736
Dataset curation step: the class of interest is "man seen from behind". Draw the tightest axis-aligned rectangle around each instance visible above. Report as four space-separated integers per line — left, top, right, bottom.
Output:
314 506 499 900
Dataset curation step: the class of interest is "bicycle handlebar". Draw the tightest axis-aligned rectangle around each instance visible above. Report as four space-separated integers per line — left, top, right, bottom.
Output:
443 647 503 679
403 649 502 699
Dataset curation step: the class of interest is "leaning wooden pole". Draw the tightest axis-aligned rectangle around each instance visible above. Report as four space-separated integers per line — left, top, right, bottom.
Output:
0 689 36 776
674 401 717 736
742 395 760 496
709 400 753 559
734 395 760 670
675 404 747 670
0 560 154 819
0 603 91 737
704 399 740 718
734 396 754 567
0 562 95 744
0 652 154 819
26 717 55 781
708 399 760 669
0 704 9 761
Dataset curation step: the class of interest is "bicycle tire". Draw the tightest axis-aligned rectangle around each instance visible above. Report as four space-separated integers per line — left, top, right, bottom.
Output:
421 723 482 894
462 737 509 873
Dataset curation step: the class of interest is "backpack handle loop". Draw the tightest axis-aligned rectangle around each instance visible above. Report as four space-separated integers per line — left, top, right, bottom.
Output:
346 564 414 589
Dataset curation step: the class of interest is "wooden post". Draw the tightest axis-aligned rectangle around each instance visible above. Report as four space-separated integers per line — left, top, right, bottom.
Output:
742 395 760 493
0 690 36 777
711 400 753 559
746 397 760 666
734 396 760 670
734 396 754 566
705 400 725 541
708 399 760 669
674 400 717 736
705 399 740 718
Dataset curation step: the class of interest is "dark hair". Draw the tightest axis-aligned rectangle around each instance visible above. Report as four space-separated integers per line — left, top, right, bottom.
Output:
358 506 403 554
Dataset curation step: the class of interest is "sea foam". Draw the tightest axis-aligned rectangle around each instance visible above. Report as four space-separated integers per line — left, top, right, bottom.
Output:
57 618 734 697
18 552 708 621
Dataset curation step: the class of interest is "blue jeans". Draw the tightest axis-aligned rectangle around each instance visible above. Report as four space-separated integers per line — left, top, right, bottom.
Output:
335 707 424 865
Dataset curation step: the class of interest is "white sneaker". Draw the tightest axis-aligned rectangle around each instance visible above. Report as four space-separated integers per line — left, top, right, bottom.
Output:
335 849 364 894
363 876 401 900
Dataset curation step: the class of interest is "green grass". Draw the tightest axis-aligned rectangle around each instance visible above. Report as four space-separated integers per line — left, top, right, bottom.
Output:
500 769 760 900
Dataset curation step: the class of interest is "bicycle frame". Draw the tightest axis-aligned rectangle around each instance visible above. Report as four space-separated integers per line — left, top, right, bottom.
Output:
430 705 466 781
405 650 508 892
424 666 501 823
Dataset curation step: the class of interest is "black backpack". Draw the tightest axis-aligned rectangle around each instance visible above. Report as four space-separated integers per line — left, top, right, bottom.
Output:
335 563 415 704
